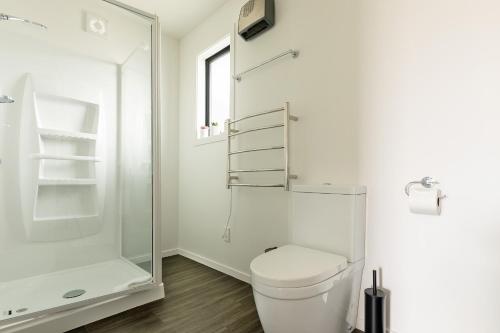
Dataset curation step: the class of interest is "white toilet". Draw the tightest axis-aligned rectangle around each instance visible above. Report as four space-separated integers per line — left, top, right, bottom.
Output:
250 185 366 333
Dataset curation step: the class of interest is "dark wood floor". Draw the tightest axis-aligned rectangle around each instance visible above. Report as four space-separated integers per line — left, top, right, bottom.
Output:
69 255 263 333
69 255 364 333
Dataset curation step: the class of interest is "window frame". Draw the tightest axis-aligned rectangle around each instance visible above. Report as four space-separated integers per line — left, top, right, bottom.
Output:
196 35 232 143
204 45 231 127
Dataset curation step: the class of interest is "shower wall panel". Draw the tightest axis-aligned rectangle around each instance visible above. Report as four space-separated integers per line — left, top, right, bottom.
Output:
0 31 119 282
0 0 158 326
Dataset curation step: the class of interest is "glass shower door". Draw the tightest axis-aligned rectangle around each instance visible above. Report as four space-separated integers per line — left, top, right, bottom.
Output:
0 0 158 325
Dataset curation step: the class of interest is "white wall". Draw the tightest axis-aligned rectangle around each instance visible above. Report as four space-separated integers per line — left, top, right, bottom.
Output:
175 0 500 332
0 32 119 281
120 46 153 262
356 1 500 332
121 32 182 261
177 0 358 277
0 0 151 64
161 34 180 253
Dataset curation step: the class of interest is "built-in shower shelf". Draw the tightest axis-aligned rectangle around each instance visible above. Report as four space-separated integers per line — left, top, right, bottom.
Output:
35 92 100 107
34 214 99 223
20 74 103 242
31 154 101 162
38 178 97 186
38 128 97 141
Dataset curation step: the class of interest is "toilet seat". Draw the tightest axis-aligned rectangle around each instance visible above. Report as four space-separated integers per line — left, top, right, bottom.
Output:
251 245 347 288
250 245 349 299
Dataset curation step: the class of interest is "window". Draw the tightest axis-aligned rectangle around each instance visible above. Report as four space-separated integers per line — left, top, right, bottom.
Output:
205 46 230 128
197 37 231 139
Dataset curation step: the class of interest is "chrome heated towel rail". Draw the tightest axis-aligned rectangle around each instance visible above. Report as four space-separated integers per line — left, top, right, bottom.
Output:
226 102 298 190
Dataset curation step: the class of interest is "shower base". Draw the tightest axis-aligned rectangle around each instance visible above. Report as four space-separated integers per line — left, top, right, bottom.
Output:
0 258 151 323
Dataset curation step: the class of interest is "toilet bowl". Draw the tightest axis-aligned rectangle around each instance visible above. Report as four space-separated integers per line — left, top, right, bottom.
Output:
250 185 366 332
251 245 364 333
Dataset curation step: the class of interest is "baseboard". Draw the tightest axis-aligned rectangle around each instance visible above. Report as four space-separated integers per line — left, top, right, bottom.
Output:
128 248 256 285
355 327 396 333
128 253 152 264
162 248 178 258
356 330 396 333
176 248 251 284
123 248 178 264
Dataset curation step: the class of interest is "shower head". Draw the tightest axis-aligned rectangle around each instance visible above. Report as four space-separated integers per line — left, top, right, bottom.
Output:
0 13 47 30
0 95 15 104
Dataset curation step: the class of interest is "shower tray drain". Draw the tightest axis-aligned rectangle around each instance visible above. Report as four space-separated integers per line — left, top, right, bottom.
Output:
63 289 86 299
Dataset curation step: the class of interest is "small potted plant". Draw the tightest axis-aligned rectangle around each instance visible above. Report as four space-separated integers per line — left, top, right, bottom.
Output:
210 122 221 136
199 125 209 138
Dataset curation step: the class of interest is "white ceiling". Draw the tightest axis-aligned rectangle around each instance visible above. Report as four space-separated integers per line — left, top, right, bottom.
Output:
117 0 232 38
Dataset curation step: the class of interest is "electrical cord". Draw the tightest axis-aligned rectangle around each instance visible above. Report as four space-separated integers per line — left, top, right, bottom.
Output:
222 23 238 241
222 186 233 239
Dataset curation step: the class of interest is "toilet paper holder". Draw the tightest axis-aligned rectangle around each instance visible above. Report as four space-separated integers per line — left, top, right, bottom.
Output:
404 177 439 196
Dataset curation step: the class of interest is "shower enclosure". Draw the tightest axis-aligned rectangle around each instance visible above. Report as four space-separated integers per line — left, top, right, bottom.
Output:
0 0 163 330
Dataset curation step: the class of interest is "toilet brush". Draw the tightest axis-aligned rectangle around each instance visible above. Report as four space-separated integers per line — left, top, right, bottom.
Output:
364 270 386 333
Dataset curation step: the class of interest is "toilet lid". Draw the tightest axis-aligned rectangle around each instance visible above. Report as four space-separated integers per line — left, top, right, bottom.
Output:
250 245 348 288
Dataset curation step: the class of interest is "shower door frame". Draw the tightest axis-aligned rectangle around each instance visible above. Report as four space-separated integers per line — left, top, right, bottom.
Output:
1 0 163 328
103 0 164 288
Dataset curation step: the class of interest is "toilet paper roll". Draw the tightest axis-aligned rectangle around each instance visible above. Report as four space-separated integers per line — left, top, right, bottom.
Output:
408 187 442 215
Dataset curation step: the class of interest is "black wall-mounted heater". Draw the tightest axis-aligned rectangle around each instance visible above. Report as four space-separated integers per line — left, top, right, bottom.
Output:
238 0 275 41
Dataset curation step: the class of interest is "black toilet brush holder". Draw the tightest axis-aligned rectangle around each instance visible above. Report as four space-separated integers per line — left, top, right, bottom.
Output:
364 270 386 333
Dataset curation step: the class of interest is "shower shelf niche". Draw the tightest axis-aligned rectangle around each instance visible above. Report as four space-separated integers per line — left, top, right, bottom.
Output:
31 153 102 162
38 128 97 141
34 214 99 223
19 74 104 242
38 178 98 186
